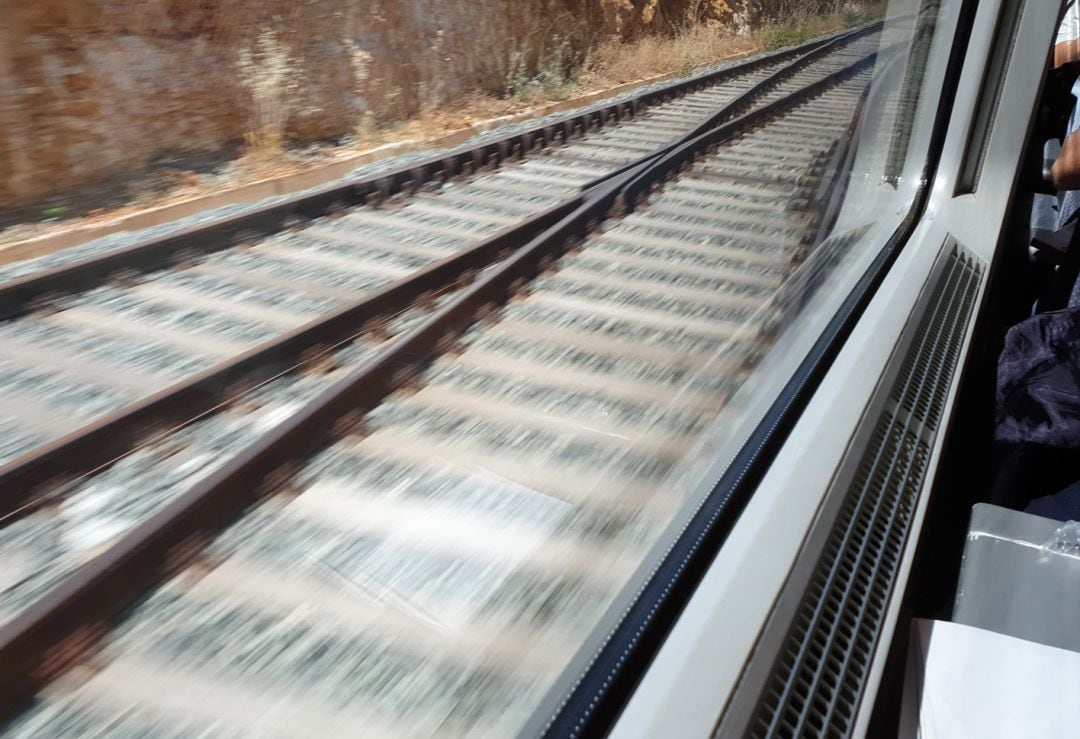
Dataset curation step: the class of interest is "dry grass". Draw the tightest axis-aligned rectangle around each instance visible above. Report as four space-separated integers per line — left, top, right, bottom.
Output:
582 23 757 87
237 29 300 160
753 1 890 51
343 0 892 151
192 2 894 197
566 0 886 94
261 0 891 188
344 17 760 150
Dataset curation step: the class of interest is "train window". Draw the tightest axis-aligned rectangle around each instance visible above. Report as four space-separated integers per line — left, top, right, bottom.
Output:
537 0 971 733
0 0 973 737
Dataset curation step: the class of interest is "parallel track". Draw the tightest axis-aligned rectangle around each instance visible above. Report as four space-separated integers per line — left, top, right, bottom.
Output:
0 26 892 738
0 26 880 506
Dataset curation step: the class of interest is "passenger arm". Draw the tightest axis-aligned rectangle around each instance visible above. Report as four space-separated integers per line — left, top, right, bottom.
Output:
1056 38 1080 67
1052 131 1080 190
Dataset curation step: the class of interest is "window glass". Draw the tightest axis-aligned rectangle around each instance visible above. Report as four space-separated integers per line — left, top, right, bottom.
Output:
1 2 966 736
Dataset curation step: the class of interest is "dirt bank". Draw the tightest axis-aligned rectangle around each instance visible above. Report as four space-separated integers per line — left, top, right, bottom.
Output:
1 1 758 209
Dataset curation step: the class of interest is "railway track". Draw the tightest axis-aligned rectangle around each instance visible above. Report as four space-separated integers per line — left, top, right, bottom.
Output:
0 23 894 738
0 25 880 497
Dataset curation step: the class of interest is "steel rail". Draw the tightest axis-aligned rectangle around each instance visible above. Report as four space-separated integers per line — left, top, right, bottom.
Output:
0 196 581 520
616 48 886 213
0 27 885 521
0 47 881 722
582 21 885 190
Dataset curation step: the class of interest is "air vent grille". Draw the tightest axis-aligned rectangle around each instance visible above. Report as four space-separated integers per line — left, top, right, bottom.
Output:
745 243 982 738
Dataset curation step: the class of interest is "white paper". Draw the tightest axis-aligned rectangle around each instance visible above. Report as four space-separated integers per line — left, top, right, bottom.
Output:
901 619 1080 739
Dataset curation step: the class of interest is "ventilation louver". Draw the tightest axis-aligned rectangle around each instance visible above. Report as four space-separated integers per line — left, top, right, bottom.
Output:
741 242 983 738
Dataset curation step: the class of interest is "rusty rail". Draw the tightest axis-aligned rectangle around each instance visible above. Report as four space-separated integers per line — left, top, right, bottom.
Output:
0 27 880 519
